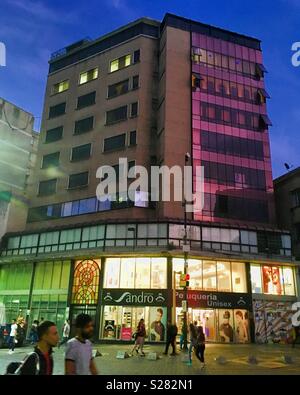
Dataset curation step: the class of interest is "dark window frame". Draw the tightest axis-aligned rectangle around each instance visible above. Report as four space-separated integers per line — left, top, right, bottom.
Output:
71 143 92 162
74 116 94 135
103 133 126 152
68 171 89 189
76 91 96 110
38 179 57 196
45 126 63 143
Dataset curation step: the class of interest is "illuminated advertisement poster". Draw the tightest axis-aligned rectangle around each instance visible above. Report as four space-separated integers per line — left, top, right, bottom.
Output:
149 307 167 342
262 266 282 295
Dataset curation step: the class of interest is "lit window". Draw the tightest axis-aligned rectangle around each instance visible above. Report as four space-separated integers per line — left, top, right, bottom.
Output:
151 258 167 289
250 264 262 293
53 80 69 94
282 267 295 296
120 258 135 288
104 258 121 288
231 262 247 293
109 54 131 73
79 68 98 85
202 261 217 291
217 261 231 292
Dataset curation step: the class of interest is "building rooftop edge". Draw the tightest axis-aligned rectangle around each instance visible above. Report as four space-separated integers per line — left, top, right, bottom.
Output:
49 12 262 67
274 167 300 184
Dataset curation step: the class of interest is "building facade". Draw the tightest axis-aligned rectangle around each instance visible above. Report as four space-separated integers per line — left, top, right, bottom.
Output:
0 98 38 241
274 167 300 260
0 14 298 345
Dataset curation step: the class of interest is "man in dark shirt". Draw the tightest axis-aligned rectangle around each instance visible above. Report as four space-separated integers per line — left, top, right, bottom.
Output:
20 321 59 375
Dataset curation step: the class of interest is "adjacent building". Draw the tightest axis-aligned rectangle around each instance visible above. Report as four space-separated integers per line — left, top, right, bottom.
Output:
0 98 38 240
274 167 300 260
0 14 297 345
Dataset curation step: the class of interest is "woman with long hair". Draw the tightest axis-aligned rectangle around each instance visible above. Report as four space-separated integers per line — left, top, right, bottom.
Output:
131 318 146 356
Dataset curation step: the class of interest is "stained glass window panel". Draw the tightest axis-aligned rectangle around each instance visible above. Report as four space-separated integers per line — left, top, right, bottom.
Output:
72 259 100 304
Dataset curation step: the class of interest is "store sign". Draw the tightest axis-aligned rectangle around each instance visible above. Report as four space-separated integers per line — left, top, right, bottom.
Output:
102 289 168 306
176 290 252 309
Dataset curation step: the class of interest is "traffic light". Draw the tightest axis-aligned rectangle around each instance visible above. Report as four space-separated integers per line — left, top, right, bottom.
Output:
179 273 190 288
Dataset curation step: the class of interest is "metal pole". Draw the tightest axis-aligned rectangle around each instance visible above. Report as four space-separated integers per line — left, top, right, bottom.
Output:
182 200 188 351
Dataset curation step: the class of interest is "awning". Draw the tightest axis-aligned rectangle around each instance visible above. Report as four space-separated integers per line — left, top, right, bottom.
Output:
260 114 273 126
258 88 270 99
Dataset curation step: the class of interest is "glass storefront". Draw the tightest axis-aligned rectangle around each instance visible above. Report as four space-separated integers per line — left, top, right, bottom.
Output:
173 259 247 293
250 264 296 296
30 260 71 331
104 257 167 289
0 263 33 324
176 307 250 343
101 306 167 341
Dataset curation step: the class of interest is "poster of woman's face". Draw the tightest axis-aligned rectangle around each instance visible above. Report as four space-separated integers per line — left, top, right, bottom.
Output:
262 266 282 295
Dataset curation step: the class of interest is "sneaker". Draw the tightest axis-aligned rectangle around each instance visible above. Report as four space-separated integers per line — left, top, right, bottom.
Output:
141 352 146 357
163 352 168 355
8 350 13 354
201 363 206 369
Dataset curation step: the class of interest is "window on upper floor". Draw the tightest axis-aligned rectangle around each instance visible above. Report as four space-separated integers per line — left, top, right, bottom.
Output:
129 130 136 146
110 54 131 73
103 133 126 152
71 143 91 162
77 91 96 110
38 179 57 196
107 79 129 98
45 126 63 143
79 68 98 85
291 189 300 208
106 105 127 125
42 152 60 169
68 172 89 189
49 102 66 119
132 75 139 90
74 116 94 135
52 80 69 94
109 50 140 73
130 102 138 118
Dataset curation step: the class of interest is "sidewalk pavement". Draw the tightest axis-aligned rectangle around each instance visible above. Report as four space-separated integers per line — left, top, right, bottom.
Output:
1 343 300 375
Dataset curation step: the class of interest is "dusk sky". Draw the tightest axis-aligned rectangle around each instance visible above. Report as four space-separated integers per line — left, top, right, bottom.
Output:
0 0 299 178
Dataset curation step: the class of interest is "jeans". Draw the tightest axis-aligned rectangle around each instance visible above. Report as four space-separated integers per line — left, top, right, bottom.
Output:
195 344 205 363
164 337 176 354
8 336 15 351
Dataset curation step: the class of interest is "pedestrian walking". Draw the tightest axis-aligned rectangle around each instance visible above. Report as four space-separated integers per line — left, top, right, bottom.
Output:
195 325 206 369
163 321 178 356
19 321 59 375
65 314 98 375
8 319 18 354
58 319 70 348
131 318 146 356
187 322 198 365
292 325 300 348
29 320 39 345
180 321 187 350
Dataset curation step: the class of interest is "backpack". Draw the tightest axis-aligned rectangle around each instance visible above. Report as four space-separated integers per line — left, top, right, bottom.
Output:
5 352 40 375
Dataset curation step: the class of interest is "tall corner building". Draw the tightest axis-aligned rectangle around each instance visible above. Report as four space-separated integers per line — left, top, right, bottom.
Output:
0 14 298 345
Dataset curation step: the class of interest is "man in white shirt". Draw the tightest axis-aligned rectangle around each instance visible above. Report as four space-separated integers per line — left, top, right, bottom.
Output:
65 314 98 375
8 319 18 354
